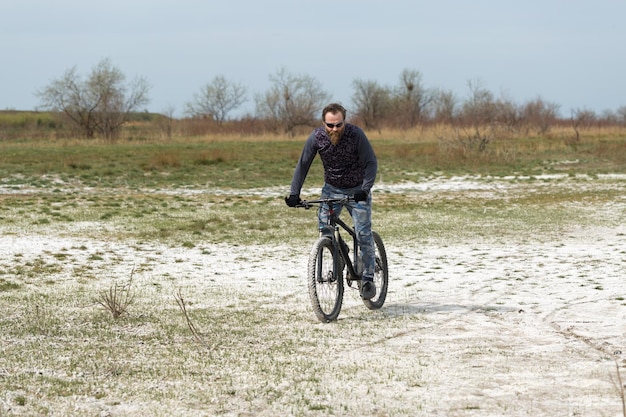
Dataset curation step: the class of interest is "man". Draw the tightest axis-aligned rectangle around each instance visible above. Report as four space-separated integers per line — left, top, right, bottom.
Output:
285 103 378 300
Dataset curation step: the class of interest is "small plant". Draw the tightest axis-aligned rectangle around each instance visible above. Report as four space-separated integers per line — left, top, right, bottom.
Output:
174 289 211 348
612 361 626 417
97 269 135 318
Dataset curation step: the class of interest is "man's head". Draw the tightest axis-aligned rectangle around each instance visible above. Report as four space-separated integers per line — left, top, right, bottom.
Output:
322 103 347 145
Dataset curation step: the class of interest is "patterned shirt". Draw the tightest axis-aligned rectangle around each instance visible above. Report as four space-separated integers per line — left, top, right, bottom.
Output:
289 123 378 195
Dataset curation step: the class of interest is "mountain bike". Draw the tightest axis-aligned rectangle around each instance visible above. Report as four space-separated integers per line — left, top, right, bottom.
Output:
297 196 388 322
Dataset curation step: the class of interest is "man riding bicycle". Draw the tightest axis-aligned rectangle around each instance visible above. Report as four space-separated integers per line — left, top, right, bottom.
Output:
285 103 378 300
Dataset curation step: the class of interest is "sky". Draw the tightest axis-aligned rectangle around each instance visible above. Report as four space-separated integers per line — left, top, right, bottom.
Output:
1 0 625 118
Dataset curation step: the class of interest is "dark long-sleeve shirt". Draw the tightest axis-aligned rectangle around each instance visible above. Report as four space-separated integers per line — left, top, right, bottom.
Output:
289 124 377 195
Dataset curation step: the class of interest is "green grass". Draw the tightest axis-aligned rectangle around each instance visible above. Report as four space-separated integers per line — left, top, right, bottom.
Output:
0 140 308 190
0 178 621 249
1 134 625 191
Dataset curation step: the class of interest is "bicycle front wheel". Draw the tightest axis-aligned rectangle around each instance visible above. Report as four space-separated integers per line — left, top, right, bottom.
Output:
307 237 344 322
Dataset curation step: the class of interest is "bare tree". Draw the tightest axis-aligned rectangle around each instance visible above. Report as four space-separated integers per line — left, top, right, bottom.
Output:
36 58 150 140
615 106 626 125
599 109 619 125
255 67 330 135
495 95 523 133
431 88 458 124
392 69 432 127
185 75 247 123
456 80 498 151
520 97 560 135
156 105 177 140
351 78 391 132
460 79 497 125
570 108 597 143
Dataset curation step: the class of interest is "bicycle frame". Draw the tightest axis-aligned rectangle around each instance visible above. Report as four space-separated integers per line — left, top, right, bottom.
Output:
333 212 362 282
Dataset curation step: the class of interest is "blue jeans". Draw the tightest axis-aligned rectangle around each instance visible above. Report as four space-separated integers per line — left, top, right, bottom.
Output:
318 183 375 281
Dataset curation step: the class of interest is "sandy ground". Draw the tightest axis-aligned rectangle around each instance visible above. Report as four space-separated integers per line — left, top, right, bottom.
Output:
1 176 625 416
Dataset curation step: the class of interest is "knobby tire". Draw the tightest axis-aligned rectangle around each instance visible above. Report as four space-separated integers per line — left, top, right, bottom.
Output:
307 237 344 322
362 231 388 310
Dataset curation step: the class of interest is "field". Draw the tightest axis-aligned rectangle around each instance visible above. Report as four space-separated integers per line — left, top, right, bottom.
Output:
0 132 625 416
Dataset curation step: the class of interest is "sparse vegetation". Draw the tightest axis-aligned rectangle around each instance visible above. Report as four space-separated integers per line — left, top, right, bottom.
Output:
0 128 624 415
612 361 626 417
96 269 136 318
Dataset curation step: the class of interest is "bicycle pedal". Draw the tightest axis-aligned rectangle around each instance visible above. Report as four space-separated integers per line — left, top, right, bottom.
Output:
346 272 356 288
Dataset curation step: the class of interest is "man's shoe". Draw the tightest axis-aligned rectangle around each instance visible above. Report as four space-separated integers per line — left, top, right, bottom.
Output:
360 280 376 300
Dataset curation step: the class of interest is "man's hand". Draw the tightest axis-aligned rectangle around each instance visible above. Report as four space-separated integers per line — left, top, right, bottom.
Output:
285 194 301 207
354 190 368 202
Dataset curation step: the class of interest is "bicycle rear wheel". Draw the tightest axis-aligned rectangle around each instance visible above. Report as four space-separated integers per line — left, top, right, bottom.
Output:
362 231 388 310
307 237 344 322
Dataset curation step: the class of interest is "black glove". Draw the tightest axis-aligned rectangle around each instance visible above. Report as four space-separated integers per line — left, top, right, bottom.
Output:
354 190 368 202
285 194 301 207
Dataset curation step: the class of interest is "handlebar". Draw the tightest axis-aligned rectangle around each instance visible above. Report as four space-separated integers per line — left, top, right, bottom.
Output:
296 196 354 209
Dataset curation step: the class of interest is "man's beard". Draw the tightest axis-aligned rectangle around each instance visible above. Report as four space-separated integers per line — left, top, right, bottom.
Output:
329 129 343 145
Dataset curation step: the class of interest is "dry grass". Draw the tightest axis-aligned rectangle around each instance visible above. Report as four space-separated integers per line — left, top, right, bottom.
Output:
96 269 136 318
174 289 215 349
613 361 626 417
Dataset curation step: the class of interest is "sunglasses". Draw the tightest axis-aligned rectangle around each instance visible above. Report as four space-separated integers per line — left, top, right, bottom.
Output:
324 121 344 129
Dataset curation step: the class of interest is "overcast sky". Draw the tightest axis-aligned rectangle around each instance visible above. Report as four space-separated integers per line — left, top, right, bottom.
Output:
1 0 625 118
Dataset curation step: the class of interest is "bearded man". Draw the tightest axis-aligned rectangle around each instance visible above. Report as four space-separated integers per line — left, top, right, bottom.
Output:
285 103 378 300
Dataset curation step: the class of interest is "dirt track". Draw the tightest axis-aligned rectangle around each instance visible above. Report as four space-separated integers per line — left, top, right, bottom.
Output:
1 177 625 416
